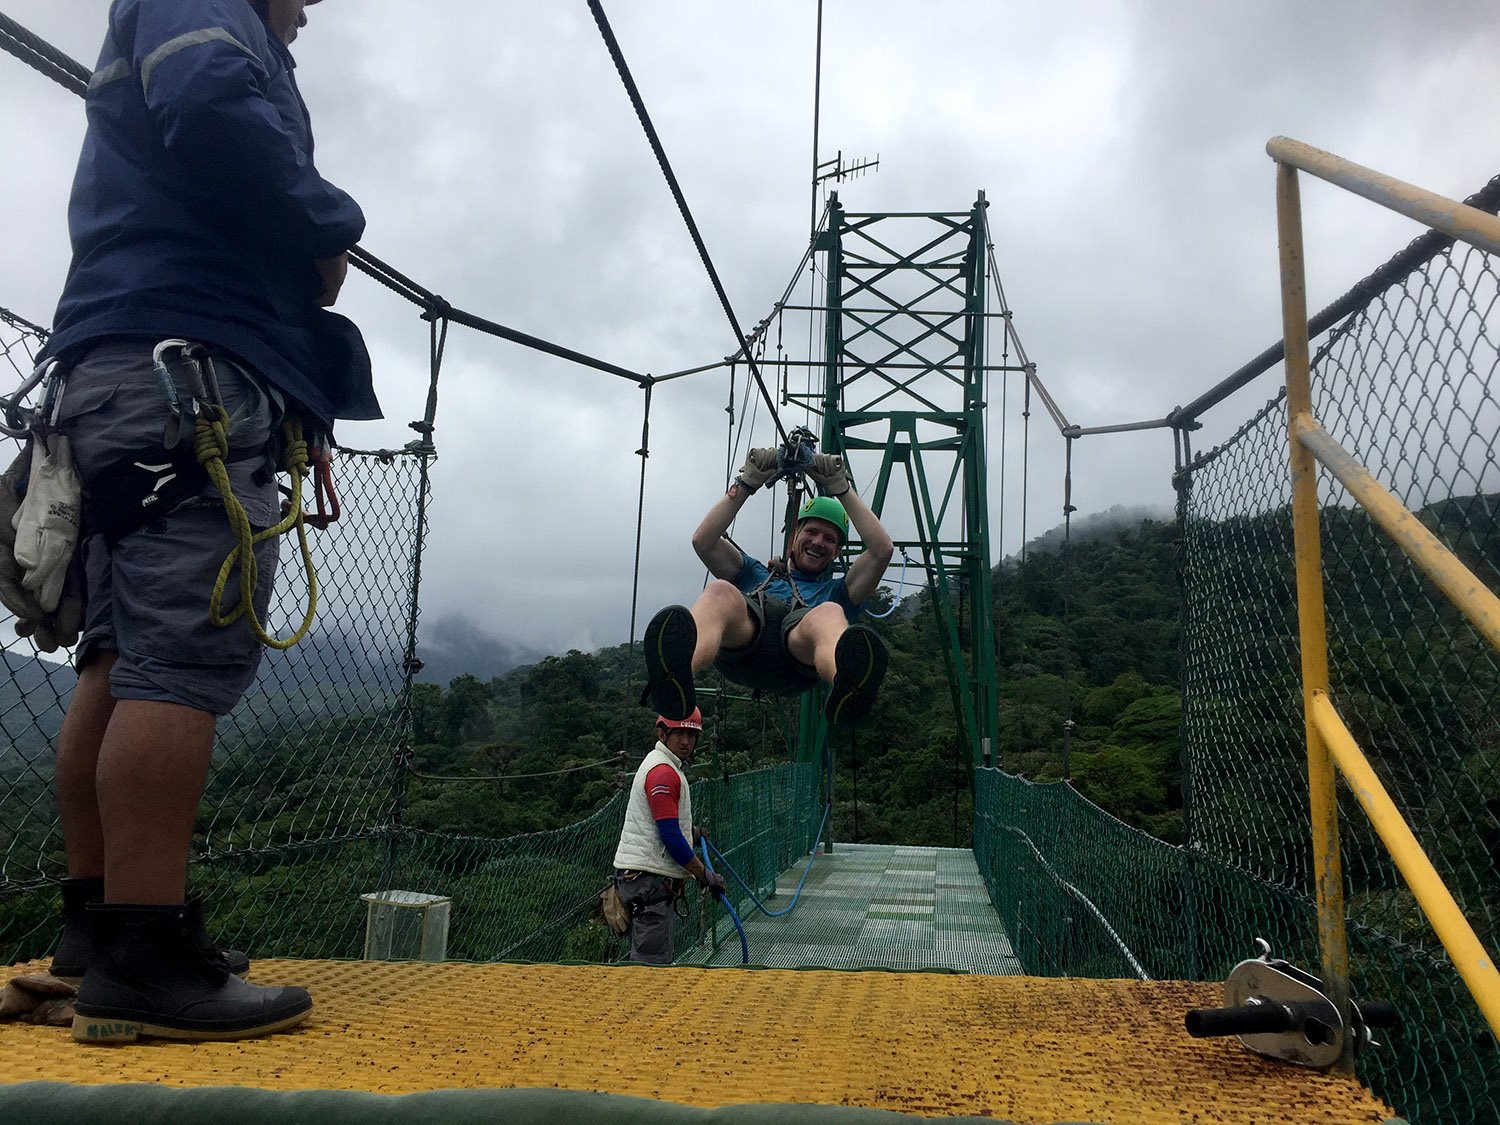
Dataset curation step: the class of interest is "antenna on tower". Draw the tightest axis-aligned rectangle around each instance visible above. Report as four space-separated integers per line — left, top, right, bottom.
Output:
814 151 881 186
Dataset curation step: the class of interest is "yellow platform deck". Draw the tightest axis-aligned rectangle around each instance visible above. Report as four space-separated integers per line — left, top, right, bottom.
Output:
0 958 1402 1123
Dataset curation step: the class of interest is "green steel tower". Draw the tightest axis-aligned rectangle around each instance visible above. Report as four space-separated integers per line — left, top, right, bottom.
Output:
794 192 1000 788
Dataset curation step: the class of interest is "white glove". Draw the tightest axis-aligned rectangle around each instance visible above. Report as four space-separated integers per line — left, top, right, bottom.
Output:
13 557 82 654
0 443 80 652
12 433 82 612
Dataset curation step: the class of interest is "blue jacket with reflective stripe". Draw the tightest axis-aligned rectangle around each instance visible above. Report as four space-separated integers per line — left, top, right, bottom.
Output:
41 0 380 428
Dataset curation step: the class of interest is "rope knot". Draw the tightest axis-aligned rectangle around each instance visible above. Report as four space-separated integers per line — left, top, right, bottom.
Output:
194 404 231 465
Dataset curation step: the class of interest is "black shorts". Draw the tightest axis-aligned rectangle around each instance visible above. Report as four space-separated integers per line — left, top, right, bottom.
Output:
712 595 820 697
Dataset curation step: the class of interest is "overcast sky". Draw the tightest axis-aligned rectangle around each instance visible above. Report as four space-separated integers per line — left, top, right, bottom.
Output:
3 1 1499 657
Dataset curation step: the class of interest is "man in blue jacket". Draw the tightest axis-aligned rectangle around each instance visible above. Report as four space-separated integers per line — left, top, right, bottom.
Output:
39 0 377 1043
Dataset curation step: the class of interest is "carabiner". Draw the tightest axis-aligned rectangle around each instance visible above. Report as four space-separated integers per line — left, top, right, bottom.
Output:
306 449 341 530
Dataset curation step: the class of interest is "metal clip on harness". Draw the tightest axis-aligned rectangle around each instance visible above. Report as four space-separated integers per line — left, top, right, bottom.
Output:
153 339 324 650
1185 938 1399 1069
1 360 63 438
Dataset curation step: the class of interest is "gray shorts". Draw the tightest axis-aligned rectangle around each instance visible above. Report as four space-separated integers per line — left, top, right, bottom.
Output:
712 595 820 697
59 340 282 716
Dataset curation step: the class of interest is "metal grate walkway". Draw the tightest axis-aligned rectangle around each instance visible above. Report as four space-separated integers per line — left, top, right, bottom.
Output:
0 959 1404 1123
692 842 1021 971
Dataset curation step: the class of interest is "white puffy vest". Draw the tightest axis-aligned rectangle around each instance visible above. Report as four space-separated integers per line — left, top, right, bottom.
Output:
612 742 694 877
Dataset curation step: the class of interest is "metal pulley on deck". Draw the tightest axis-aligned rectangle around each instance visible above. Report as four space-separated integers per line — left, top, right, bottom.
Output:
1184 938 1398 1069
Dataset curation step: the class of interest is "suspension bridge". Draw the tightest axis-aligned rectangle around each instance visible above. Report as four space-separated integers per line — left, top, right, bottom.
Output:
2 6 1498 1123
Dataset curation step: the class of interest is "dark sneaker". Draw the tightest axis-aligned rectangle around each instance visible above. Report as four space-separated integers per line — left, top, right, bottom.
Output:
825 625 888 729
644 605 697 721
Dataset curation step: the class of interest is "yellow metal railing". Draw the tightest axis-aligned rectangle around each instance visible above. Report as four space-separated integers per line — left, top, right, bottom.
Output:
1270 135 1500 1065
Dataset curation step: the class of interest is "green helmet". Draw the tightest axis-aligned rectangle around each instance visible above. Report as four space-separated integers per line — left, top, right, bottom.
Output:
797 495 849 542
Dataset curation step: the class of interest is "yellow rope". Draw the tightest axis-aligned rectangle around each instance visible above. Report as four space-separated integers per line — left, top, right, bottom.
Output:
197 405 318 650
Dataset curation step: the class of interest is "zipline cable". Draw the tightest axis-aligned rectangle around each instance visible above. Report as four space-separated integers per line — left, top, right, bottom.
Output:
628 381 652 649
586 0 789 445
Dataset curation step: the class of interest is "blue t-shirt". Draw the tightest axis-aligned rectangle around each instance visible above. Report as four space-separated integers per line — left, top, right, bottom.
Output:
730 551 863 623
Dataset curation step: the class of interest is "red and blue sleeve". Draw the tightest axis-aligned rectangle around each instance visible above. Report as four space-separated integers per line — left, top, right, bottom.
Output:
646 764 694 866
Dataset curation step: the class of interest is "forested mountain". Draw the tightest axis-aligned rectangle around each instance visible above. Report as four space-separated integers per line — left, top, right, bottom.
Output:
403 516 1186 848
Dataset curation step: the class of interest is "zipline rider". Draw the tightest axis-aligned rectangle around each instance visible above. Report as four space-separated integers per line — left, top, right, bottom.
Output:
644 447 894 729
612 709 726 964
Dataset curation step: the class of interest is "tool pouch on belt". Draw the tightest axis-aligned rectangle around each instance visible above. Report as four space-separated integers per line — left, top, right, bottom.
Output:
83 441 209 547
598 885 631 936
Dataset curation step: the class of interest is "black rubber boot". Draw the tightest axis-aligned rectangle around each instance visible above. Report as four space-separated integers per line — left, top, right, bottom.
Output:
644 605 697 720
187 897 251 978
73 903 311 1043
50 879 250 982
49 876 103 983
824 625 889 729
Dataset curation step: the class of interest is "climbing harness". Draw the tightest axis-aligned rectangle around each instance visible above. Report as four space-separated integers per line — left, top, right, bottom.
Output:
152 339 327 650
742 424 835 614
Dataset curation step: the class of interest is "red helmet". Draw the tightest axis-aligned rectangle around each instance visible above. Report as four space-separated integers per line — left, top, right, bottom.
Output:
657 708 703 732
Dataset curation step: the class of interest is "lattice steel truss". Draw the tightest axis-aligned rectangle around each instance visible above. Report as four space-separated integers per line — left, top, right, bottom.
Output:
798 193 999 770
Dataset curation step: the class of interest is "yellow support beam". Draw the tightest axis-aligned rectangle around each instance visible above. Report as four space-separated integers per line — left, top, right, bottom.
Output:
1274 159 1352 1071
1292 414 1500 653
1267 136 1500 254
1308 691 1500 1039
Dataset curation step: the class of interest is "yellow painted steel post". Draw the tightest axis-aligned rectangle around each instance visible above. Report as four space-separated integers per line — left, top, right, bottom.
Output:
1274 159 1353 1071
1309 692 1500 1039
1292 414 1500 652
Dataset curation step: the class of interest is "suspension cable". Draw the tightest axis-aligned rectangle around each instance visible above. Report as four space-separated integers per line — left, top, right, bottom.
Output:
2 14 652 392
585 0 788 445
408 754 624 783
0 11 89 95
628 381 653 649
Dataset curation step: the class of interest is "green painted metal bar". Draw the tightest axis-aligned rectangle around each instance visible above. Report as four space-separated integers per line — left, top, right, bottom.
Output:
813 193 1000 773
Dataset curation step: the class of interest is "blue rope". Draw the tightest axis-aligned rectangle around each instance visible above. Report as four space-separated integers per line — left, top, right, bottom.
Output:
699 838 748 963
705 801 831 919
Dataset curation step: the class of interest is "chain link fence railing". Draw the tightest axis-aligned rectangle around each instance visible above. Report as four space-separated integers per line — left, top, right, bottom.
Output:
1178 236 1497 1122
0 305 824 972
0 306 434 962
975 203 1500 1124
379 761 822 965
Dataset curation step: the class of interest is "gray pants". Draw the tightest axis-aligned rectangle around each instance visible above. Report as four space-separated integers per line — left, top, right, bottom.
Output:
615 871 680 965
